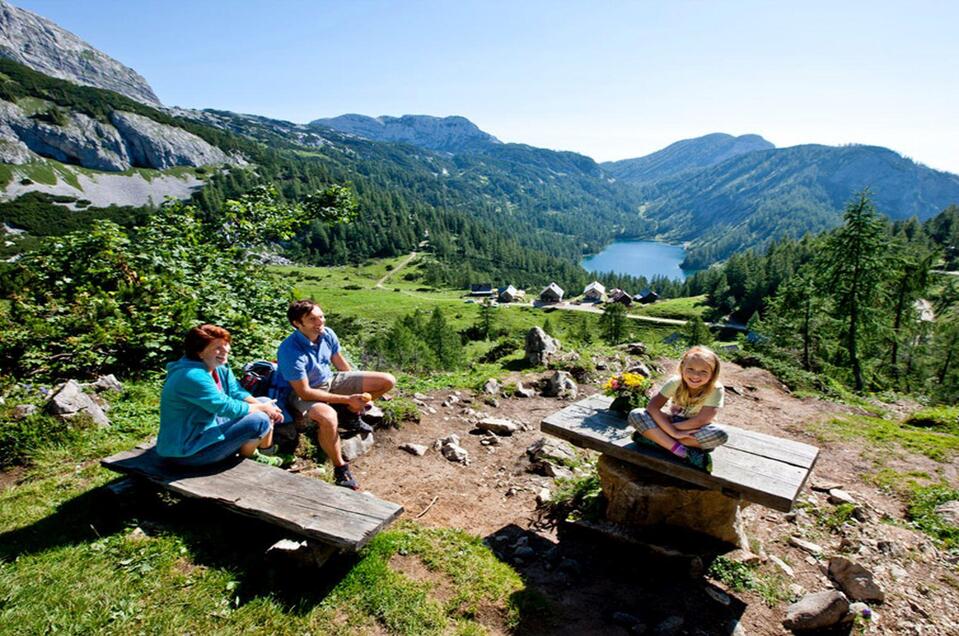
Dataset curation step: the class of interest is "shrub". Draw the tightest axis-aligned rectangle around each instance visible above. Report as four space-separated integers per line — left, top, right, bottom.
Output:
380 397 420 428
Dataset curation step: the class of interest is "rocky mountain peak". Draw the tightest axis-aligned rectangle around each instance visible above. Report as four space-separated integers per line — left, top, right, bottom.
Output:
0 0 161 106
309 113 501 154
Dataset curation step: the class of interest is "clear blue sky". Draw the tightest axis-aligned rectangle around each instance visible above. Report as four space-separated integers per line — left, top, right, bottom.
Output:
14 0 959 174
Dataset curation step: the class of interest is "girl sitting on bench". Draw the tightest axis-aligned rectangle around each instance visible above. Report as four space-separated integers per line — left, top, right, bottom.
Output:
628 346 729 471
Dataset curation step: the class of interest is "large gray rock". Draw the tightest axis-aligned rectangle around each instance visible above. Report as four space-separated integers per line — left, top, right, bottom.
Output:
782 590 850 631
525 327 559 365
599 455 748 546
0 120 31 163
477 417 518 436
828 556 885 602
0 1 162 106
110 111 231 169
526 437 577 465
542 370 578 399
340 431 375 462
46 379 109 427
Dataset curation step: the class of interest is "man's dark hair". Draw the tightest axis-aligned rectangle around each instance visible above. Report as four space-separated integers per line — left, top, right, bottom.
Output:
184 324 231 360
288 299 319 326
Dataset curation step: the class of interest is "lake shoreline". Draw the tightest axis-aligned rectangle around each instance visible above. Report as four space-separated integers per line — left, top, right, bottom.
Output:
581 239 692 280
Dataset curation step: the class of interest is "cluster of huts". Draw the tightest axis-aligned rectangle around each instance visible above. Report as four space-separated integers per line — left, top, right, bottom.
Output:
467 281 658 305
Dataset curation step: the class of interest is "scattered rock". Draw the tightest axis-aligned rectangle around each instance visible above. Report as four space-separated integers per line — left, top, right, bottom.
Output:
934 500 959 526
46 379 110 427
399 443 428 456
536 487 551 505
90 374 123 393
483 396 500 408
828 488 857 505
848 601 873 621
340 431 375 462
828 556 885 602
527 437 577 465
888 563 908 580
654 615 684 635
482 378 500 395
426 406 437 415
525 327 559 365
625 362 652 377
480 435 500 446
413 392 429 401
789 536 824 557
436 434 469 465
788 583 805 599
811 480 843 492
782 590 850 631
769 555 795 577
477 417 519 435
622 342 647 355
724 548 761 566
11 403 37 419
442 394 459 407
542 370 578 399
513 382 536 398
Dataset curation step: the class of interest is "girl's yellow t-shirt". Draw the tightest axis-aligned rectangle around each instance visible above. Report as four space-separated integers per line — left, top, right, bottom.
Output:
659 375 724 418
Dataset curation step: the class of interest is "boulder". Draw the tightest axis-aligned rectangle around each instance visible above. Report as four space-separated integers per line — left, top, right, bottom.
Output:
46 379 109 427
625 362 653 378
477 417 518 435
90 374 123 393
340 431 374 462
482 378 501 395
110 111 232 169
542 370 578 399
436 434 469 465
828 556 884 602
526 437 577 465
525 327 559 365
11 403 37 420
598 455 749 547
782 590 850 631
827 488 857 505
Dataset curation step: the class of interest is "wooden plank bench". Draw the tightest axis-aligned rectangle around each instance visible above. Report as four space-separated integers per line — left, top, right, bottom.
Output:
541 395 818 512
102 445 404 551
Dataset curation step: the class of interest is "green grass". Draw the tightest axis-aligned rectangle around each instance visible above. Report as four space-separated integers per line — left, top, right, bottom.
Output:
633 294 708 320
864 467 934 496
812 414 959 462
907 485 959 549
903 406 959 435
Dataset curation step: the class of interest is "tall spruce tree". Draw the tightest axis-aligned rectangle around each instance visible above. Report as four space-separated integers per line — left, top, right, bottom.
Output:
599 302 627 343
816 191 893 391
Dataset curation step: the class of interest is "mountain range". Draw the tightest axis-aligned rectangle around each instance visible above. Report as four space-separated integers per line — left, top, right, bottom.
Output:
1 0 958 277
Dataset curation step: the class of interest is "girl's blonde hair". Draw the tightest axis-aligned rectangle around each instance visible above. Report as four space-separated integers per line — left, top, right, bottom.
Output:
673 346 721 409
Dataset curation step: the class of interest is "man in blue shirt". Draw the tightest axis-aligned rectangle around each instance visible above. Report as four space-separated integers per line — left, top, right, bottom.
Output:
276 299 395 490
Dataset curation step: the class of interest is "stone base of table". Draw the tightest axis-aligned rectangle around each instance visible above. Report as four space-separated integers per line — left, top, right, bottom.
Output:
599 454 749 548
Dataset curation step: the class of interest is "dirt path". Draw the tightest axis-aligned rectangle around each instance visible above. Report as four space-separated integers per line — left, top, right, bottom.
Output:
375 251 420 288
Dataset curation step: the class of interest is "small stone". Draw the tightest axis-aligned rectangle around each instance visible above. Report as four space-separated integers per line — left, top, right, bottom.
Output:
849 601 872 620
480 436 500 446
413 392 429 401
340 432 375 462
811 481 843 492
483 396 500 408
705 587 731 606
888 564 908 580
654 615 684 635
725 548 761 566
482 378 500 395
536 487 551 504
91 374 123 393
514 383 535 398
828 488 857 505
769 555 795 577
127 526 147 541
426 406 437 415
788 583 805 599
805 555 818 566
399 443 428 456
442 394 459 407
477 417 518 435
789 536 824 556
934 500 959 526
12 403 37 419
782 590 850 631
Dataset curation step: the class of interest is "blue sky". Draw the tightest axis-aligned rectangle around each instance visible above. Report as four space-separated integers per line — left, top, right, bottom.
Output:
14 0 959 173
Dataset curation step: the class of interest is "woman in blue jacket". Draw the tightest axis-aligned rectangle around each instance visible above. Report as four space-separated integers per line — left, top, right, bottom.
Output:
158 324 284 467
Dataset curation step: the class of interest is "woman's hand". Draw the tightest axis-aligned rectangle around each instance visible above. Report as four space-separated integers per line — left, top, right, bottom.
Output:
251 399 283 424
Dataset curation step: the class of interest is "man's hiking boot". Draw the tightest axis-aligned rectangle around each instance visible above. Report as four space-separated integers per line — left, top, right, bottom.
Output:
333 404 374 435
334 464 360 490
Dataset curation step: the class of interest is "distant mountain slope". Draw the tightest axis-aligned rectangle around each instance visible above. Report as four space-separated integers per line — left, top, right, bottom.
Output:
635 143 959 267
602 133 774 184
309 114 501 154
0 0 161 106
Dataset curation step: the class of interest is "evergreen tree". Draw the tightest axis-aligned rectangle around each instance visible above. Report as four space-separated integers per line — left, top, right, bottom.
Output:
815 191 893 391
425 307 464 369
685 316 713 346
599 303 627 343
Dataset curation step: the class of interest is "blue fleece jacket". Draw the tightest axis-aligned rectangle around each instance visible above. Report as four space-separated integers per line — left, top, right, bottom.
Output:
157 357 252 458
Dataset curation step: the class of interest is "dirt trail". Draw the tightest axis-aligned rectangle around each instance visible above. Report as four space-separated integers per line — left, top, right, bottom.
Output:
375 251 420 288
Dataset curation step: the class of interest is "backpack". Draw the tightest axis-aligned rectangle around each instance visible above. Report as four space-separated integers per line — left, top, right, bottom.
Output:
239 360 278 397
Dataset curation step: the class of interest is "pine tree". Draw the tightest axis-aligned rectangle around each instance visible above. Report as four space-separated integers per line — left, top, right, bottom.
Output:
599 303 627 343
685 316 713 346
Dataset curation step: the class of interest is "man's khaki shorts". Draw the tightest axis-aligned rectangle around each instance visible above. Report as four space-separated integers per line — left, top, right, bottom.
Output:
287 371 369 428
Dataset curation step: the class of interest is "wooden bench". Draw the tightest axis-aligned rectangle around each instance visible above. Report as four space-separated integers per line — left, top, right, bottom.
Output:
101 444 404 552
541 395 818 512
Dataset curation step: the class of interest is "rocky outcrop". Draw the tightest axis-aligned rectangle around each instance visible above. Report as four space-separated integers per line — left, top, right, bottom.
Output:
0 99 233 170
525 327 559 365
110 111 230 168
309 113 501 154
0 0 162 106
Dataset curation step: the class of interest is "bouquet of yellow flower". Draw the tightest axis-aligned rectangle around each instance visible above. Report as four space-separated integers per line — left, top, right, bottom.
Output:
603 372 652 416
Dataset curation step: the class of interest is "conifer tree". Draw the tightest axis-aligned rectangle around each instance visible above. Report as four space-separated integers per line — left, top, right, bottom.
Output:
685 316 713 346
599 302 627 343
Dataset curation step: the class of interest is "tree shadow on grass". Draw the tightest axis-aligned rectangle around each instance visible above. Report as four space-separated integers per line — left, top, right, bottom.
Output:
485 523 750 636
0 477 356 614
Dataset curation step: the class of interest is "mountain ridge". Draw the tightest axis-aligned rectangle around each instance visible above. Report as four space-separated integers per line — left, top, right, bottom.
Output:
309 113 501 154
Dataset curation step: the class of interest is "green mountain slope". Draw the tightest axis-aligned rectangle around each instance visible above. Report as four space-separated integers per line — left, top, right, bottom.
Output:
634 143 959 267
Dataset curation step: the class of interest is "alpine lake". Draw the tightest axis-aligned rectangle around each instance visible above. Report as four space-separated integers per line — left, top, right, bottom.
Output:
580 239 690 280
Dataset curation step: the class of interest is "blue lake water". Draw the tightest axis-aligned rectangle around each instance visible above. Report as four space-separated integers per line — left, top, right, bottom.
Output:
581 240 689 280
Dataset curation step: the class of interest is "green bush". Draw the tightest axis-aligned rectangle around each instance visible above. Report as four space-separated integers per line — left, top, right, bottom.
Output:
0 408 79 468
707 556 756 592
380 396 420 428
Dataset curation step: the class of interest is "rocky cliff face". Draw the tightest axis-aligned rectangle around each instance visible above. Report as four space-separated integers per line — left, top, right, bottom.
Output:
0 0 161 106
0 99 233 170
309 114 501 154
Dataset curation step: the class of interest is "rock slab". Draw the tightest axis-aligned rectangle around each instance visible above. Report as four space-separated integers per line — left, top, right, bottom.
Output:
782 590 850 631
47 379 109 427
828 556 885 602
